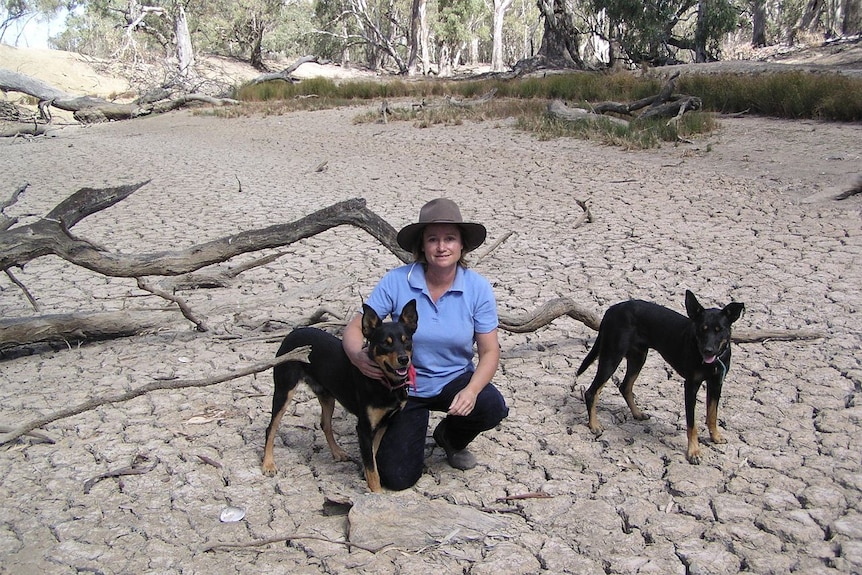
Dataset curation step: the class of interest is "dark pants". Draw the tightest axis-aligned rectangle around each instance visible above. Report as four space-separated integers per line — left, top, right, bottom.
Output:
375 372 508 491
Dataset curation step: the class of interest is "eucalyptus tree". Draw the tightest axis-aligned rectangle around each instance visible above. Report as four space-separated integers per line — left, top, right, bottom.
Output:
197 0 289 70
536 0 584 67
435 0 484 73
490 0 514 70
590 0 737 64
314 0 411 71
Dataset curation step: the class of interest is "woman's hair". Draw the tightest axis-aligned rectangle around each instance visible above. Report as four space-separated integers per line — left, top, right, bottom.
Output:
410 225 469 267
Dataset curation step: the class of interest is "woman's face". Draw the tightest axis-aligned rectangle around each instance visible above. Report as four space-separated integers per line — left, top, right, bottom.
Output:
422 223 463 269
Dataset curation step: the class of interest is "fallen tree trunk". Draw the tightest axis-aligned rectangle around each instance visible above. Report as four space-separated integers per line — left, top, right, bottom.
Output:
580 71 702 122
0 68 239 125
547 100 630 127
0 311 176 351
250 55 322 84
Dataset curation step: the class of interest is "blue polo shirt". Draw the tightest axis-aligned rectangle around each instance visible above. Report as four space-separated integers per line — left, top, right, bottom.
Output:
364 262 498 398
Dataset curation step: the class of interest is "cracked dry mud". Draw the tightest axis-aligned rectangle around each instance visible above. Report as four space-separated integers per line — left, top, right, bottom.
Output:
1 107 860 574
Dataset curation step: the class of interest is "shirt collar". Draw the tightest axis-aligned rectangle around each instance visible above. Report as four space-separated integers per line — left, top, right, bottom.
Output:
407 263 465 295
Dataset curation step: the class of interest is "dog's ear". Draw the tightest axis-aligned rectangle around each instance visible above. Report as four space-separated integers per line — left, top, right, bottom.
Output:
684 290 704 320
723 302 745 324
361 304 381 339
398 299 418 334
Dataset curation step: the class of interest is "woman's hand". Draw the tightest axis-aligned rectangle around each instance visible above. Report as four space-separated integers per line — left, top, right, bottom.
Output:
349 347 384 380
448 388 478 417
343 313 384 379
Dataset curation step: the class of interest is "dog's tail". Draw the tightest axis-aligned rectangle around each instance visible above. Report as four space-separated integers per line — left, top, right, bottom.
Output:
576 333 601 375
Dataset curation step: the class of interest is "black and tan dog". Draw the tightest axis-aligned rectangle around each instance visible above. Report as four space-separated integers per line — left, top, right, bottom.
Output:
262 300 417 492
577 290 744 464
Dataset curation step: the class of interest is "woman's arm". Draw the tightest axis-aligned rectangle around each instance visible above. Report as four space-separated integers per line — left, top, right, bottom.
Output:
447 329 500 416
342 313 385 379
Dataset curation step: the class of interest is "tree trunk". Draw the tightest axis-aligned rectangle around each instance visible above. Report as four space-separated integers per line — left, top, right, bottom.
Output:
174 4 195 78
536 0 584 68
492 0 515 71
694 0 708 63
752 0 767 47
799 0 826 33
843 0 862 34
407 0 430 75
407 0 422 75
249 15 267 71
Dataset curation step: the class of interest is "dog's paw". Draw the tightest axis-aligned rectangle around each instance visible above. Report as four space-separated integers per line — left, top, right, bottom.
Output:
589 424 604 437
330 448 350 462
686 452 702 465
261 462 278 477
711 434 727 445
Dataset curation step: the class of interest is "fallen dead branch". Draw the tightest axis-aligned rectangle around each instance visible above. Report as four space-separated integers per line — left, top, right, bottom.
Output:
499 298 603 333
83 454 159 494
136 278 209 331
547 100 630 127
551 71 701 126
0 310 176 351
0 68 239 126
202 533 386 554
0 186 409 277
250 55 322 85
0 346 310 445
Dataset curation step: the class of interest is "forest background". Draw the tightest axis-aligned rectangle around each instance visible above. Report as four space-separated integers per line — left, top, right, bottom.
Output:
2 0 860 82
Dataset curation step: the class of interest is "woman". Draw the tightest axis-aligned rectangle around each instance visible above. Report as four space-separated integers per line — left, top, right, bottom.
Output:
342 198 509 490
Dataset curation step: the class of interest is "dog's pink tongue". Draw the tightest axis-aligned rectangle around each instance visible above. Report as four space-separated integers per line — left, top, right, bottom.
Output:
703 355 717 364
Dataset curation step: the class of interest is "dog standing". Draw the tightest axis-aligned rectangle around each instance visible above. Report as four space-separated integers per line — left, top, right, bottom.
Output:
577 290 744 464
261 300 418 492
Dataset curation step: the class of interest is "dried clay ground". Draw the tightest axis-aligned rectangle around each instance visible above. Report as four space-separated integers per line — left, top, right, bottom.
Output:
1 44 861 574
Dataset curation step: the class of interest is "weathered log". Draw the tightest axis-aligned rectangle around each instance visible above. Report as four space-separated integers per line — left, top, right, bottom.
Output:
639 96 702 120
0 311 176 351
0 123 50 137
250 55 321 84
0 68 239 126
547 100 630 127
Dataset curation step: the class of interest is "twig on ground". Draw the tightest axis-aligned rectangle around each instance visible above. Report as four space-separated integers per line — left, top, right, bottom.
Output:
83 454 159 494
136 277 209 332
475 231 514 265
202 534 388 554
4 268 39 311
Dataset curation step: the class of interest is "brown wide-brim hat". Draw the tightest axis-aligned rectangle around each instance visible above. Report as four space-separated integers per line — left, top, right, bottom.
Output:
396 198 487 253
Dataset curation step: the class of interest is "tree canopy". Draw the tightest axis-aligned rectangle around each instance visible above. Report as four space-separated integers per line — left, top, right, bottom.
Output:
2 0 859 75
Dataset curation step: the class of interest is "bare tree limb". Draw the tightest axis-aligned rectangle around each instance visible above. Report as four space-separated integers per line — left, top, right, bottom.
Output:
0 346 311 445
0 188 410 276
250 55 321 84
3 268 39 311
135 278 209 331
497 297 824 343
202 533 387 554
